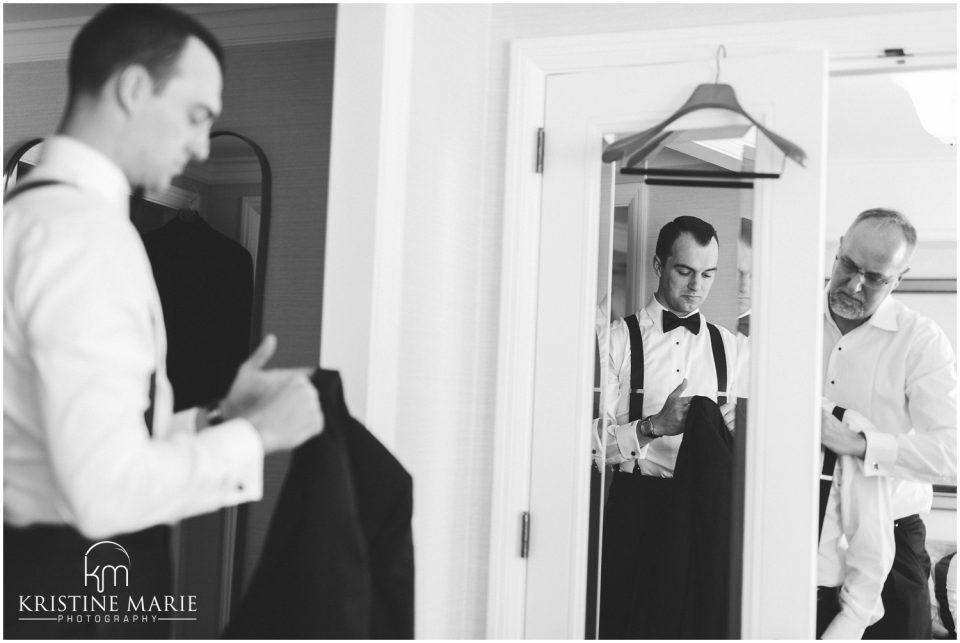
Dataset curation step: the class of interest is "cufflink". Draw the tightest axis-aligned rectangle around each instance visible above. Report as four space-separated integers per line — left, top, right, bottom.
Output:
204 400 226 426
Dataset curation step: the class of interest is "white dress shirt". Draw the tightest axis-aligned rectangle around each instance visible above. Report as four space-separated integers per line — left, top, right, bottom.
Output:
823 290 958 519
818 400 895 640
602 296 740 476
4 136 263 539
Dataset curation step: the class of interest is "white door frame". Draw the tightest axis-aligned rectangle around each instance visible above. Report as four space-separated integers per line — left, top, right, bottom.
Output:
487 9 955 639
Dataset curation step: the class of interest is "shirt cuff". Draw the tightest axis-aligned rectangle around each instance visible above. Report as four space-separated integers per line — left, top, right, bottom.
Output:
168 408 200 437
191 418 264 505
614 420 651 460
863 431 898 478
821 610 867 640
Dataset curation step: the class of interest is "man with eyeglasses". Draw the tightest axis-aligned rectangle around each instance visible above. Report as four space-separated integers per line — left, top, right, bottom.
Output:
821 208 957 639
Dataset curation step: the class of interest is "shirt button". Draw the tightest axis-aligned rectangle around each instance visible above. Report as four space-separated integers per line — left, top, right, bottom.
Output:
592 449 597 454
873 463 879 471
631 451 637 456
830 380 835 385
675 341 680 346
676 369 680 373
237 483 245 492
838 347 842 351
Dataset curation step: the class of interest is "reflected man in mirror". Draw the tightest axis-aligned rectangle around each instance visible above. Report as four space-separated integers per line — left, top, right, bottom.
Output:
820 208 957 639
598 215 741 638
4 5 323 639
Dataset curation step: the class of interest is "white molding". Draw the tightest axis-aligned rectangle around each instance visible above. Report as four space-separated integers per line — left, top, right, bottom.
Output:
487 8 955 640
615 182 645 314
240 196 262 279
3 5 336 64
485 40 548 641
363 4 414 451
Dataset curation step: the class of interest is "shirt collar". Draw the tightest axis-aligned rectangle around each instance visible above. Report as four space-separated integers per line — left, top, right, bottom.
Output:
34 136 131 210
867 295 899 331
643 295 701 333
822 286 899 333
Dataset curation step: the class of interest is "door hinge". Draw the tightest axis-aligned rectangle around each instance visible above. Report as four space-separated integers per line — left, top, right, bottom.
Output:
520 511 531 558
535 128 545 174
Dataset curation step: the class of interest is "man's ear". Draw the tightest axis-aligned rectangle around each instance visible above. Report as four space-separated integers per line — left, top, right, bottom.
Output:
893 267 910 290
114 64 153 115
653 255 663 278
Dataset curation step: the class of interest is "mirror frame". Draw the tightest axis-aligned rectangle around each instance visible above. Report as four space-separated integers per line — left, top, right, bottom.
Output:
3 137 44 193
205 130 273 631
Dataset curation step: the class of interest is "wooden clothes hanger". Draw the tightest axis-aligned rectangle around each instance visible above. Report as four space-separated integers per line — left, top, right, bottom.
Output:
602 45 807 169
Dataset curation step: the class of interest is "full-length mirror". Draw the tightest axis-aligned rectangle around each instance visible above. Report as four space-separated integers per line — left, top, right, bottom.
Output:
3 131 272 639
587 124 759 639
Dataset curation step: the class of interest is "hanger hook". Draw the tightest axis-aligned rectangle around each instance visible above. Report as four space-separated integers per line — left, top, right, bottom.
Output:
715 44 727 84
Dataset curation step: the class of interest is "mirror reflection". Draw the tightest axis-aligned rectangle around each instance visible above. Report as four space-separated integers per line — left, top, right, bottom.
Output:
589 126 758 639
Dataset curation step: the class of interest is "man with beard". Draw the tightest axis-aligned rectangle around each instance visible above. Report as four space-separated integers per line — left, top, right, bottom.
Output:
820 208 957 639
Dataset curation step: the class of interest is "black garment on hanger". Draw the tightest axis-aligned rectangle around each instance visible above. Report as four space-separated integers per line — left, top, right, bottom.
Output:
224 369 414 639
141 217 253 410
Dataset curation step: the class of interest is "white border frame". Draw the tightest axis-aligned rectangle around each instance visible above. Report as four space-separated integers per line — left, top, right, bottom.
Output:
487 9 956 639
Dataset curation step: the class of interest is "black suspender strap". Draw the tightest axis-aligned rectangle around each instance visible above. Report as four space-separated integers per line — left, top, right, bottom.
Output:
6 178 158 438
624 314 644 423
706 322 728 406
818 405 846 542
625 315 730 420
4 179 63 203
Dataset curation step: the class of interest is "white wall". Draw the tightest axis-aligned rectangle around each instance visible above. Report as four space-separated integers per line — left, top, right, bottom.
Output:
326 4 955 638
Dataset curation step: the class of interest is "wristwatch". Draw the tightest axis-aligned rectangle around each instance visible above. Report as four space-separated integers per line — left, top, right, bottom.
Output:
204 400 226 426
638 416 658 439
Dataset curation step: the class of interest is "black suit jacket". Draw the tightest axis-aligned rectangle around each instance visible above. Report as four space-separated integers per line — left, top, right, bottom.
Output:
142 217 253 410
673 396 735 639
224 369 414 639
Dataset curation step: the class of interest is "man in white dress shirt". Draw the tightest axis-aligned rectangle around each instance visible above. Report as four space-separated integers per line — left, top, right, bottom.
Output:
4 5 322 637
598 215 739 638
820 208 957 639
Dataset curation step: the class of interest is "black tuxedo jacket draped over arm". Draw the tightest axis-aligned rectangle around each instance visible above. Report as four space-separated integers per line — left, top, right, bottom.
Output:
224 369 414 639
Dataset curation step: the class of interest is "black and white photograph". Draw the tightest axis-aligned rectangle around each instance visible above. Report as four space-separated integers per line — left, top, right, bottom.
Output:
3 3 956 640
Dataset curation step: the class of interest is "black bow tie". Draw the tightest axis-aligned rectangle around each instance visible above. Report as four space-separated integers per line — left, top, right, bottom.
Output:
662 310 701 335
737 314 751 337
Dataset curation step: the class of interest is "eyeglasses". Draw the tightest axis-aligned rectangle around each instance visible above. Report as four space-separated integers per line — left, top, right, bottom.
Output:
834 255 900 290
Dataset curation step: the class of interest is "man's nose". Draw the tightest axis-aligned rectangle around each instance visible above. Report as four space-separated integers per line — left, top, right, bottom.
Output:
688 274 702 291
847 271 865 293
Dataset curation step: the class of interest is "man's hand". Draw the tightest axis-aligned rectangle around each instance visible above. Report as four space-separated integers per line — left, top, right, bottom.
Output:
652 379 691 436
221 334 323 454
821 407 867 458
720 401 736 432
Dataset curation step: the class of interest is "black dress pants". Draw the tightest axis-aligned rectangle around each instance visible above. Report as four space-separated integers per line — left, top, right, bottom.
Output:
863 514 932 640
816 586 841 638
599 472 689 639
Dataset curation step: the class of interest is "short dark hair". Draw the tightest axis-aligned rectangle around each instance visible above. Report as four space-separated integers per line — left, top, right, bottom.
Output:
68 4 224 102
655 215 719 263
851 208 917 249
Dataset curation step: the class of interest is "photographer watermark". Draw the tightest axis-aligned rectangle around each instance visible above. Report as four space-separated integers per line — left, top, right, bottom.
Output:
16 539 199 625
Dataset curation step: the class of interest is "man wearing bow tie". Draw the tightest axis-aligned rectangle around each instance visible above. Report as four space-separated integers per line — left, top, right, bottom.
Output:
598 215 740 639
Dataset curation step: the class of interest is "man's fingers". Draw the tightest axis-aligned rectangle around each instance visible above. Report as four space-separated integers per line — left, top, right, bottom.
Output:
666 378 689 400
245 334 278 371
